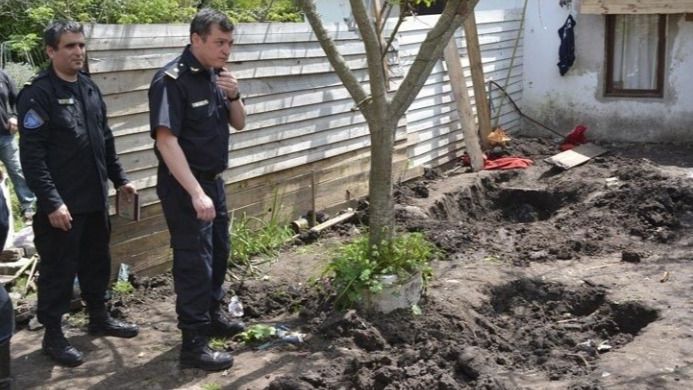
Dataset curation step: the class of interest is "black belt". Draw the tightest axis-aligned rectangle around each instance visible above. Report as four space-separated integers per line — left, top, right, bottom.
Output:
191 169 222 181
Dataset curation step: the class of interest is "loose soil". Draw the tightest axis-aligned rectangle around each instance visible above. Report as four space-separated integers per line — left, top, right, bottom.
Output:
9 137 693 389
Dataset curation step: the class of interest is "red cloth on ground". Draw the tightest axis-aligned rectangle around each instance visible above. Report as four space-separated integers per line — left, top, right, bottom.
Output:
560 124 587 151
484 156 533 170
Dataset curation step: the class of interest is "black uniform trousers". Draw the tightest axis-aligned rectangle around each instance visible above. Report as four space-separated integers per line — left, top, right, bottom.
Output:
158 171 229 331
34 209 111 328
0 188 12 343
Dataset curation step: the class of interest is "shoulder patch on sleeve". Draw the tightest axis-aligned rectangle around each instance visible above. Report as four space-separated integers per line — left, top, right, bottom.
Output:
164 63 184 80
23 109 44 129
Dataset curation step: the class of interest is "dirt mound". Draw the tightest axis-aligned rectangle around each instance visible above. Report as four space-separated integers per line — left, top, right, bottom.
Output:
264 276 656 389
395 140 693 265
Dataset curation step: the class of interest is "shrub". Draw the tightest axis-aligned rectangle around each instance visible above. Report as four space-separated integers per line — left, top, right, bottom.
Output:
324 232 438 308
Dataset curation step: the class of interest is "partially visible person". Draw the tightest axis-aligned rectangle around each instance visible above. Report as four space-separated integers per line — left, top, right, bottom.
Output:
1 171 14 389
148 8 246 371
16 20 139 367
0 68 36 223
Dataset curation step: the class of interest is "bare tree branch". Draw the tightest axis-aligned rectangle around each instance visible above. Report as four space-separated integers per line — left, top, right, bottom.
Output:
349 0 388 118
296 0 369 111
389 0 478 121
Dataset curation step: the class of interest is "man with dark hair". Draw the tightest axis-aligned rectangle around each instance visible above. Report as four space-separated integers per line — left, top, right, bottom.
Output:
0 67 36 223
148 8 246 371
16 20 139 367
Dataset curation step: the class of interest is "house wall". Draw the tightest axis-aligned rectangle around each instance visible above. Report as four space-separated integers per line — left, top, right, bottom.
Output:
522 2 693 142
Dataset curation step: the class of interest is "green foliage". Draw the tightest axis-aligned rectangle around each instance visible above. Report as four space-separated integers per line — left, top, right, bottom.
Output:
230 190 293 268
112 280 135 295
208 337 228 350
0 0 302 63
234 324 276 343
66 311 89 327
226 0 302 23
324 232 438 308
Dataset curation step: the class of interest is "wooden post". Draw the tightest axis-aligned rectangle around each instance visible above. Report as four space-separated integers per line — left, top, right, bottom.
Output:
463 11 493 149
310 171 317 227
443 39 484 172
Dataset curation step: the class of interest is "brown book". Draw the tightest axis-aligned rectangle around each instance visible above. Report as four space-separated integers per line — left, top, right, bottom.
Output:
116 191 140 221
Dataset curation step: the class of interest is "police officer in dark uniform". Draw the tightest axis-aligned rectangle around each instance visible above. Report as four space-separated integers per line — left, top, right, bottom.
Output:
16 20 139 367
148 8 246 371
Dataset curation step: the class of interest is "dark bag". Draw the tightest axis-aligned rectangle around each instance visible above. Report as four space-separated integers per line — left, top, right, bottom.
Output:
557 15 577 76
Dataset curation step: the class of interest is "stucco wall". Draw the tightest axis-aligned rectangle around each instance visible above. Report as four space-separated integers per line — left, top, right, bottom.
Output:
522 2 693 142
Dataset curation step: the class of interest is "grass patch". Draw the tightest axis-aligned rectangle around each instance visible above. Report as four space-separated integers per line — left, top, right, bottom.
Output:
234 324 276 343
229 190 293 274
66 311 88 328
112 280 134 295
208 337 228 350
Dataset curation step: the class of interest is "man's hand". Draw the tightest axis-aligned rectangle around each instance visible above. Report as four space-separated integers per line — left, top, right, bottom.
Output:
8 117 18 134
192 191 215 222
216 67 240 100
49 204 72 231
118 182 137 202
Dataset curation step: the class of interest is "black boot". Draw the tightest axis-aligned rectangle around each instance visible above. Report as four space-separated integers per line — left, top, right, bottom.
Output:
180 330 233 371
42 327 83 367
0 339 11 390
209 306 245 337
88 310 139 338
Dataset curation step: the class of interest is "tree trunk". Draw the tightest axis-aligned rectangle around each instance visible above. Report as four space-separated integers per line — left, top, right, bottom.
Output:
367 118 396 250
296 0 479 256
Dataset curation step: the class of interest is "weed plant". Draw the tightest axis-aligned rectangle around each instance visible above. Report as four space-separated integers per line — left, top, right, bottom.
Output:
324 232 439 308
112 280 134 295
229 191 293 274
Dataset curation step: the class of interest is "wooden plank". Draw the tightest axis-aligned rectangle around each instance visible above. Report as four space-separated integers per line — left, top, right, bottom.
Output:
96 67 371 97
580 0 693 13
544 143 608 169
89 38 366 61
90 51 371 75
443 39 483 171
464 11 493 149
87 22 361 45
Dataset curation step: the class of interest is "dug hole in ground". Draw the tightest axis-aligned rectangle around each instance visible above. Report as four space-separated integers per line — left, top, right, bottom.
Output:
9 137 693 389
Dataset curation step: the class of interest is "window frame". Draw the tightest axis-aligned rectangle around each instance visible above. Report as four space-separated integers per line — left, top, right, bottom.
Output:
604 14 666 98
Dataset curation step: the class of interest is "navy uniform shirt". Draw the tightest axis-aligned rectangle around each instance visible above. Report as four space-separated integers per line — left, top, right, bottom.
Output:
148 45 231 175
16 67 129 214
0 69 17 136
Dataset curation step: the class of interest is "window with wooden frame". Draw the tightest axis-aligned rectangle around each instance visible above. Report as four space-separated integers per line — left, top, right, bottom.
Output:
605 14 666 97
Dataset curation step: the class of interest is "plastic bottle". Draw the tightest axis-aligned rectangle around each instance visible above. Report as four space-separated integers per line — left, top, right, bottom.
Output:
227 296 244 318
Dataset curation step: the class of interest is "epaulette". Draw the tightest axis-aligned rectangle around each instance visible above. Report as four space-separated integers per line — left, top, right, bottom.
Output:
23 70 48 87
164 61 187 80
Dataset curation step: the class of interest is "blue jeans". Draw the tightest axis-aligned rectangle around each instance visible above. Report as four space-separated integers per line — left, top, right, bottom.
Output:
0 134 36 212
